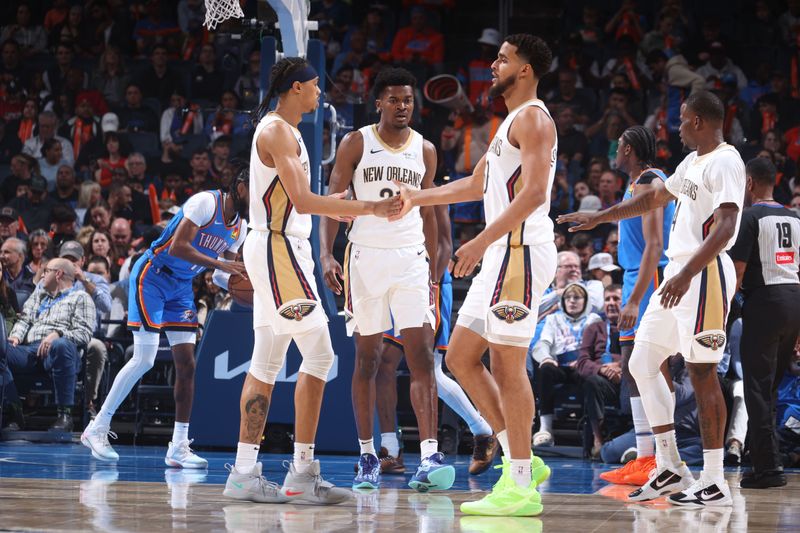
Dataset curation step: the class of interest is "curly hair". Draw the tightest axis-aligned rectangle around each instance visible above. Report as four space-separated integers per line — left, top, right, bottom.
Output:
504 33 552 79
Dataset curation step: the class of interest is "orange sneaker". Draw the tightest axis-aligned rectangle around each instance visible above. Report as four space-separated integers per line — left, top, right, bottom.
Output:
621 456 657 486
599 457 640 484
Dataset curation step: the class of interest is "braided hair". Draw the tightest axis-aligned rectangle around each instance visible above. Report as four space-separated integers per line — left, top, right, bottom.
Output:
253 57 310 123
620 126 657 167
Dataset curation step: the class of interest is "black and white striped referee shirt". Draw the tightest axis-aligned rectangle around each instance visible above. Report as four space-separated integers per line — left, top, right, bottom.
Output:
729 202 800 293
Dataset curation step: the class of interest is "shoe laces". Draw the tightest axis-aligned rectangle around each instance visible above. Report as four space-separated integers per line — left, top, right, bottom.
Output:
472 436 493 460
174 439 197 457
94 426 117 448
225 463 281 495
283 460 328 496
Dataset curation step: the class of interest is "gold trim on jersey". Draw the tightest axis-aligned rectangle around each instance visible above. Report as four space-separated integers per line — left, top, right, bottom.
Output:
371 124 414 153
505 165 525 246
342 242 354 321
694 256 728 334
266 232 317 309
263 176 293 233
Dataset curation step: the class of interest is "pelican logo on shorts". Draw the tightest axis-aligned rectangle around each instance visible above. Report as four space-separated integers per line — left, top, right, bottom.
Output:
696 333 726 351
279 302 317 321
490 304 530 324
181 310 196 322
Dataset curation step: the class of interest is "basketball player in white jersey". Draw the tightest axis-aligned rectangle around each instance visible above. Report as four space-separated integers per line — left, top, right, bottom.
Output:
392 34 557 516
223 57 400 505
320 67 452 492
558 91 745 508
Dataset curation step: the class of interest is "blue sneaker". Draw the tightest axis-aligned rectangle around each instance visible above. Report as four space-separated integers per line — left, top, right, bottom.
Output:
408 452 455 492
353 453 380 489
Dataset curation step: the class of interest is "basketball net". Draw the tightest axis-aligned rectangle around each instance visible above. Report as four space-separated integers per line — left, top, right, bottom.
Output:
204 0 244 30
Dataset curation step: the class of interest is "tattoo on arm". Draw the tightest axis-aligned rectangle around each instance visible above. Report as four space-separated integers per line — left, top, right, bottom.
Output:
243 394 269 443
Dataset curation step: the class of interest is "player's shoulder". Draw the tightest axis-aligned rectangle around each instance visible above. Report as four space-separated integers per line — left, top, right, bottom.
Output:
638 168 667 185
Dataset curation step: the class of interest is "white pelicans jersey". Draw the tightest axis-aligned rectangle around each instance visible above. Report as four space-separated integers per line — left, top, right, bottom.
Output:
348 124 426 248
484 99 557 247
664 143 746 261
249 112 312 239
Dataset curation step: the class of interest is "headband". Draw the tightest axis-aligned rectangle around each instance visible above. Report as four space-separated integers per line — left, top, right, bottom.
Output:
276 65 318 93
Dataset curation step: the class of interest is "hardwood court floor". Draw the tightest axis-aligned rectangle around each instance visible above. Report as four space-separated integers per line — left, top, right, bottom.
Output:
0 443 797 532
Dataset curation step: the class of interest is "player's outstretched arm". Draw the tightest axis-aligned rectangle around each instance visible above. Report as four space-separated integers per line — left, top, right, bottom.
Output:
170 218 247 276
389 155 485 221
319 131 361 295
557 179 676 231
260 122 401 218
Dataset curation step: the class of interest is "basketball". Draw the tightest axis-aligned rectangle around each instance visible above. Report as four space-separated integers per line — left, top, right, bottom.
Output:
228 273 253 307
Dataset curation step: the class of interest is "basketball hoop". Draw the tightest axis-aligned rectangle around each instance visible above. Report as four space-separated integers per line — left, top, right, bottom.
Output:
204 0 244 30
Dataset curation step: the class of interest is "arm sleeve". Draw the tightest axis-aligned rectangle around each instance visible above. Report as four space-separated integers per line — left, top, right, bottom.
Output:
181 191 218 227
704 151 746 210
728 210 756 263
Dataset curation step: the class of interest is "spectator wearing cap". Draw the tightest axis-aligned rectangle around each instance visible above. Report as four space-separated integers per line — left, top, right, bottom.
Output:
58 240 110 417
0 207 25 243
22 111 74 167
587 252 621 288
59 94 101 160
53 165 79 209
696 42 747 91
9 175 56 232
76 112 120 171
159 91 204 163
118 84 159 134
1 237 35 303
391 7 444 72
49 204 78 256
578 194 602 214
139 45 186 109
577 283 623 458
0 257 96 432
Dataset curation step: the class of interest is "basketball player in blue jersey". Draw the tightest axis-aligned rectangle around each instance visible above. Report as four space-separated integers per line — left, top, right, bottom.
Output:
375 204 497 477
82 172 250 467
224 57 399 506
392 34 557 516
320 67 454 492
600 126 675 487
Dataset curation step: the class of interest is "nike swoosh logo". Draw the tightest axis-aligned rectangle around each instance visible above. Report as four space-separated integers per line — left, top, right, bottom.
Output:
417 250 424 255
370 148 384 154
231 481 243 489
698 487 724 502
651 471 679 491
285 490 304 496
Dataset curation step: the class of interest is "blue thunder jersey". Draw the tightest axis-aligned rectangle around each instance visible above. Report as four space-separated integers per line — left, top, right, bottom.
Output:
617 168 674 271
146 190 243 280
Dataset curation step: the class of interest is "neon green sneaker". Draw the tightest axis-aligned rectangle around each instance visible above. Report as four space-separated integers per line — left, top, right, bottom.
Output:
492 454 551 490
460 482 543 517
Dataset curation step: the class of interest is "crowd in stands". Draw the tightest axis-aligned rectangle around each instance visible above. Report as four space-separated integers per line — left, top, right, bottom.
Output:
0 0 798 470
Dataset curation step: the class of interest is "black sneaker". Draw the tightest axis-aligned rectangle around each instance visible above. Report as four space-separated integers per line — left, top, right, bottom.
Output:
739 470 787 489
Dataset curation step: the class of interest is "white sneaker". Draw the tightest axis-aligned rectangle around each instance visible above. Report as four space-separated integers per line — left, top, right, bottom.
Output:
668 474 733 508
165 439 208 469
223 463 288 504
81 420 119 462
281 460 352 505
628 462 694 502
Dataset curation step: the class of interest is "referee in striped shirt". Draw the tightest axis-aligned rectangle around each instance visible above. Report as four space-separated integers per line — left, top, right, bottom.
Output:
729 157 800 489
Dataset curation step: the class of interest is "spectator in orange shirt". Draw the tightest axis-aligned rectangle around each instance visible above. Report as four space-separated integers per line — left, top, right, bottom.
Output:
390 8 444 72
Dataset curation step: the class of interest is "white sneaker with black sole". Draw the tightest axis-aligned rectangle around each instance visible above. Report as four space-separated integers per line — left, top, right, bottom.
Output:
628 462 694 502
668 474 732 508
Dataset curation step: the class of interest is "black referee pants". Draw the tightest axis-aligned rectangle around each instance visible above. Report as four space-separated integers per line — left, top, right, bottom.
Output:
740 285 800 473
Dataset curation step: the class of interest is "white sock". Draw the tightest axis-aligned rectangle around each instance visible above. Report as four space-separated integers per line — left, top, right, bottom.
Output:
655 430 682 470
510 458 532 488
234 442 259 473
630 397 654 458
172 422 189 444
539 414 553 434
497 429 510 457
381 432 400 457
293 442 314 473
420 438 438 459
359 438 376 456
702 448 724 483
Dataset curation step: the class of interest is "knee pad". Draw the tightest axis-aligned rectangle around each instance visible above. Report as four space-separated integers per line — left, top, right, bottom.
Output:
295 327 335 381
249 327 292 385
628 341 669 382
688 329 727 364
166 330 197 347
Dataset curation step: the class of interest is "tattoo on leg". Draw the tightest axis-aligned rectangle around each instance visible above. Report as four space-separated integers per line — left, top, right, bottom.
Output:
244 394 269 443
